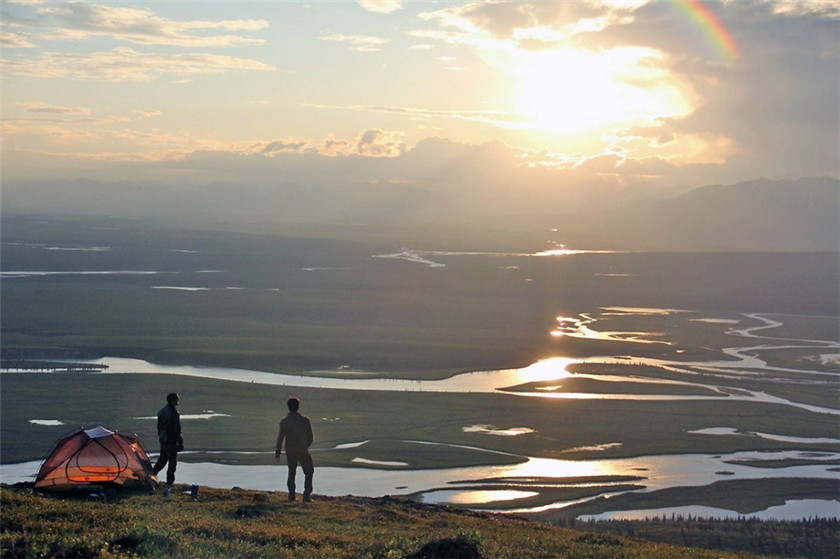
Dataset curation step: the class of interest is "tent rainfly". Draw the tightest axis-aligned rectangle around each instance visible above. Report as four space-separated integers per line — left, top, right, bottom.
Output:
34 426 157 492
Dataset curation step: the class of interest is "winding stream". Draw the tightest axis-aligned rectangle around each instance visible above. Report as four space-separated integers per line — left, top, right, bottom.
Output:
3 310 837 519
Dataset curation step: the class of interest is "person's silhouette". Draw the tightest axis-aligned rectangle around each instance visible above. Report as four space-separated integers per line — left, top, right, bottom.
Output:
153 392 183 494
275 396 314 502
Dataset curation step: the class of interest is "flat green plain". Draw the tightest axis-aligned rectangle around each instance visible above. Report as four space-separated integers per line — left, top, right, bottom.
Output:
2 214 838 518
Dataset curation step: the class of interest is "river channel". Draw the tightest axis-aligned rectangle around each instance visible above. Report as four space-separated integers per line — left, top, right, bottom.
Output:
3 310 838 519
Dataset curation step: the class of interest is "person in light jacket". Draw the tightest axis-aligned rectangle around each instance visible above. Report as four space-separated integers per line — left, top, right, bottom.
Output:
275 396 314 502
153 392 183 491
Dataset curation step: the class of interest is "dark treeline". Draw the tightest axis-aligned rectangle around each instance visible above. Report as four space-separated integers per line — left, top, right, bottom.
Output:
0 351 108 373
560 516 839 558
0 361 108 372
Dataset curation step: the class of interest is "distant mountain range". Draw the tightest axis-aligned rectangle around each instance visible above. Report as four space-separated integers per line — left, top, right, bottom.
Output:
555 177 839 251
2 175 837 252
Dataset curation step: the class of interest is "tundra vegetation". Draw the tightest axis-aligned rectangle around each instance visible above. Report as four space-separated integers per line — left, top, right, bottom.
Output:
1 483 813 558
1 214 838 557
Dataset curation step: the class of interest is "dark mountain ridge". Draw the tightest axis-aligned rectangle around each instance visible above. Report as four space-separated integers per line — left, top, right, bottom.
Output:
2 176 837 251
566 176 839 251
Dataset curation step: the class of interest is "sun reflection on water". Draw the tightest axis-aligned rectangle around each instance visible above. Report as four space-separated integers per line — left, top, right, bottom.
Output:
513 358 575 383
550 312 671 344
425 490 539 505
514 457 622 479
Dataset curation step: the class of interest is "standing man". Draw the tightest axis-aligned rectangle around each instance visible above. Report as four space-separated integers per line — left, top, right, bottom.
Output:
275 396 314 502
153 392 183 494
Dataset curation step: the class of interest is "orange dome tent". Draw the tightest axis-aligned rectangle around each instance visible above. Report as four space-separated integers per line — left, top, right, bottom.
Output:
34 426 157 492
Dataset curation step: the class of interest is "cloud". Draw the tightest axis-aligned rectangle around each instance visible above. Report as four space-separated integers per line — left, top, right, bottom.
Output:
613 128 739 167
410 0 838 181
2 133 795 220
358 0 403 15
650 2 840 178
3 136 723 224
318 34 390 52
259 130 406 158
416 1 635 47
34 2 268 47
355 129 406 157
0 30 38 48
303 102 525 130
108 128 202 149
3 0 837 193
772 0 840 18
1 47 276 82
261 139 311 155
131 109 162 119
21 102 90 114
1 118 107 146
1 2 278 81
420 2 542 39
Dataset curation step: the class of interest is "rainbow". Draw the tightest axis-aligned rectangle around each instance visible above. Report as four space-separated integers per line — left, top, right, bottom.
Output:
673 0 741 63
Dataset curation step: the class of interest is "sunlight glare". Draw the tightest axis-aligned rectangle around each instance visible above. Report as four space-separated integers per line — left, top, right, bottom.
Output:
426 490 539 505
515 357 575 383
451 490 538 504
512 47 692 136
518 457 620 479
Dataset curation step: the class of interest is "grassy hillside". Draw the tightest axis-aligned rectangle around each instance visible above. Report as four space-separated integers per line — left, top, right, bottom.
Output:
1 484 766 559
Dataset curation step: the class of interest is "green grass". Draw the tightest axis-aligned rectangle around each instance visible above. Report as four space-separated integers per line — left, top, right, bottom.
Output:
580 516 839 559
2 216 839 550
0 484 767 559
3 372 837 467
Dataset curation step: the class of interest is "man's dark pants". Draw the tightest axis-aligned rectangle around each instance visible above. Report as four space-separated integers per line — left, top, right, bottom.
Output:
153 443 178 486
286 449 314 500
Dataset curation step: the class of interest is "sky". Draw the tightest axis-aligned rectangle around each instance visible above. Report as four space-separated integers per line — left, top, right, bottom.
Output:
1 0 839 207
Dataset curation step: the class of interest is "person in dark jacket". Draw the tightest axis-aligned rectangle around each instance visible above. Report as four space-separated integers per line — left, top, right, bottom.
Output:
153 392 183 491
275 396 314 502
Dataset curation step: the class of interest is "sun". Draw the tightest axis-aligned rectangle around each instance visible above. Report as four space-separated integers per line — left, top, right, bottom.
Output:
511 47 692 137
